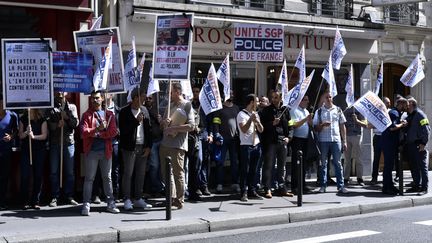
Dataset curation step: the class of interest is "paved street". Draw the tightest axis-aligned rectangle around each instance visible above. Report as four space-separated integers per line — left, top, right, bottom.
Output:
1 172 432 242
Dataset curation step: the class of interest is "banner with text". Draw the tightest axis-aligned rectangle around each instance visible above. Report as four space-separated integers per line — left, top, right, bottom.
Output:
73 27 125 93
53 51 93 94
153 13 194 80
2 38 53 109
233 23 284 62
353 91 391 133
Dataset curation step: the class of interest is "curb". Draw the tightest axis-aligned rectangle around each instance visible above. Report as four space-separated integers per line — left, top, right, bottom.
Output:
359 198 413 214
289 204 360 222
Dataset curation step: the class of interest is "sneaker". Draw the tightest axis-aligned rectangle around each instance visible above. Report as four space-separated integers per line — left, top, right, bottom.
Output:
240 193 248 202
124 199 133 211
93 196 101 204
318 187 326 193
216 184 223 193
134 198 153 209
357 178 365 187
338 187 349 194
107 201 120 214
81 202 90 216
231 184 241 193
67 198 79 206
201 186 211 196
49 198 57 207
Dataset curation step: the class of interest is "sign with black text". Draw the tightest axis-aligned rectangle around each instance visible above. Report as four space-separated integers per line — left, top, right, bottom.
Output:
2 38 53 109
153 13 194 80
233 23 284 62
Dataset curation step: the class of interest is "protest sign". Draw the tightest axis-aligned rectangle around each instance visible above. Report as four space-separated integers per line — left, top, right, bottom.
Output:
353 91 391 133
73 27 125 93
233 23 284 62
2 38 53 109
53 51 93 94
153 13 194 80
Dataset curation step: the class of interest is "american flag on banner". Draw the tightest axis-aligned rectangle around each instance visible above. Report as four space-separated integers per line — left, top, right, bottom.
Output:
331 26 347 70
294 45 306 85
216 53 231 101
374 61 383 95
278 59 289 106
90 15 103 31
199 63 223 115
322 54 337 97
93 37 112 91
400 54 425 87
345 64 355 107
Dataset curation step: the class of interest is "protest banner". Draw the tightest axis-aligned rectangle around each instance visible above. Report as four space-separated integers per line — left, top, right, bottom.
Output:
233 23 284 62
287 69 315 110
400 54 425 88
353 91 391 133
199 63 223 115
53 51 93 94
153 13 194 80
216 53 231 101
73 27 125 93
345 64 355 107
2 38 53 109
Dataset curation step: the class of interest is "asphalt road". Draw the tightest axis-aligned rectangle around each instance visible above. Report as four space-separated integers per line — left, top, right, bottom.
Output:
142 205 432 243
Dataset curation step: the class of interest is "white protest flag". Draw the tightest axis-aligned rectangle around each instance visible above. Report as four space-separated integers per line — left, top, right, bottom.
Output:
331 26 347 70
181 80 193 100
353 91 391 133
322 54 338 97
123 36 138 92
287 69 315 110
278 59 289 106
137 53 146 82
93 37 112 91
216 53 231 101
374 61 383 95
199 63 223 115
400 54 425 88
294 45 306 85
345 64 355 107
90 15 103 31
147 67 160 97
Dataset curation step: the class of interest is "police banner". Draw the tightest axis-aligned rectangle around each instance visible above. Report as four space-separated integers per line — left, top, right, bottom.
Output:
322 53 337 97
400 54 425 88
345 64 354 107
353 91 391 133
278 59 289 106
199 63 223 115
74 27 125 93
331 26 347 70
216 53 231 101
53 51 93 94
233 23 284 62
2 38 53 109
153 13 194 80
287 69 315 110
294 45 306 85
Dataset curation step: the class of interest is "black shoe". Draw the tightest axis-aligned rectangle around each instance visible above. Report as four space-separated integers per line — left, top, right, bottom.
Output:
406 187 420 193
195 189 203 196
370 178 378 185
248 191 264 200
188 194 203 201
328 178 337 185
201 186 211 196
418 188 428 195
0 204 8 211
383 187 399 195
357 178 365 186
240 193 248 202
344 179 349 185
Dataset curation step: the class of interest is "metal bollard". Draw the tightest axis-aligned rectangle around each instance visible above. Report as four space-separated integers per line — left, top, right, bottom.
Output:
297 150 303 207
398 150 403 196
165 156 172 220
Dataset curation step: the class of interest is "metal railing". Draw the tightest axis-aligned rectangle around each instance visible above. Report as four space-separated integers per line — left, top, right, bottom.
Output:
310 0 354 19
185 0 284 11
383 3 419 26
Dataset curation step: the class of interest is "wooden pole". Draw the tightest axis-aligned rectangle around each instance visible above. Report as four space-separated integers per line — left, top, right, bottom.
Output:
60 99 64 188
254 61 258 96
167 79 172 117
27 108 33 165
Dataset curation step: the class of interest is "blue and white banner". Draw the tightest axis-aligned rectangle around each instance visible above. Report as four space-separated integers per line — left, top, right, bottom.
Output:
294 45 306 85
53 51 93 94
93 37 112 91
199 63 223 115
400 54 425 87
147 67 159 97
353 91 391 133
345 64 355 107
90 15 103 31
216 53 231 101
374 61 383 95
137 53 145 82
123 36 138 92
322 54 337 97
331 26 347 70
278 59 289 106
287 69 315 110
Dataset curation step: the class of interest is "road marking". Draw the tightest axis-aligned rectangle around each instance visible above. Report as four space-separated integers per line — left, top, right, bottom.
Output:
279 230 381 243
414 220 432 226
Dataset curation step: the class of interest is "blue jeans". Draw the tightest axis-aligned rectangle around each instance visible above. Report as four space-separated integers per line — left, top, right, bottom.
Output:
319 142 344 189
20 146 46 205
111 143 120 197
239 144 262 194
146 140 164 193
49 143 75 199
216 137 239 185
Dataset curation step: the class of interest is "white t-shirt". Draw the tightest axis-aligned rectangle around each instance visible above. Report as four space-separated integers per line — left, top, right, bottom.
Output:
236 109 260 146
131 106 146 145
290 107 310 139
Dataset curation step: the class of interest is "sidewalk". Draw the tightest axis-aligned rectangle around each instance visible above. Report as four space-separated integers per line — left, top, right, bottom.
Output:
1 172 432 243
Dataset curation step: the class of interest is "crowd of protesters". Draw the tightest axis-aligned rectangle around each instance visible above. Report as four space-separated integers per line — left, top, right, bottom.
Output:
0 85 430 215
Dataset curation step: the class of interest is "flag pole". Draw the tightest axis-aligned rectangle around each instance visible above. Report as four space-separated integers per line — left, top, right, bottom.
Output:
277 67 298 119
167 79 172 118
254 61 258 96
60 97 64 188
27 108 33 165
311 77 325 113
